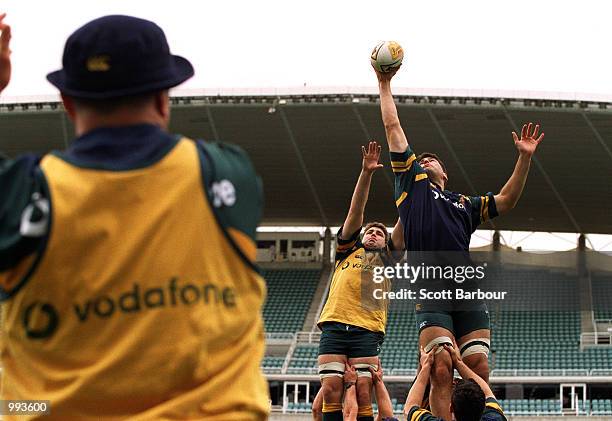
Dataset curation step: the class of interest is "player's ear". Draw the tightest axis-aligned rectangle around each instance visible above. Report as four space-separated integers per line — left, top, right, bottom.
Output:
154 90 170 126
61 94 77 121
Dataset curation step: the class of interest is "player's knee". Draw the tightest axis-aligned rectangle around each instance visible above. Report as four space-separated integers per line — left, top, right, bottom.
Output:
431 350 453 384
467 355 489 382
461 337 490 382
321 382 343 403
356 382 371 406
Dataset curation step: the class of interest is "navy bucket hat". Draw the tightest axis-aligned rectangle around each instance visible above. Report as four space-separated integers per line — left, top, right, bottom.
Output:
47 15 194 99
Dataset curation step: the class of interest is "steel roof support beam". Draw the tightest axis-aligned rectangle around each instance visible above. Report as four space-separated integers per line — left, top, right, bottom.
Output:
205 104 220 141
279 107 329 226
426 107 497 230
503 110 582 233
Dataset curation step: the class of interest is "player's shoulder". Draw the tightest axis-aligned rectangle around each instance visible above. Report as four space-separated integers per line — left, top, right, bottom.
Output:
406 405 443 421
195 139 255 175
193 139 263 248
481 398 507 421
0 153 50 274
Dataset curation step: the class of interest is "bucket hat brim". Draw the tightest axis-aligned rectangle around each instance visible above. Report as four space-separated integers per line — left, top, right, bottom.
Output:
46 55 194 99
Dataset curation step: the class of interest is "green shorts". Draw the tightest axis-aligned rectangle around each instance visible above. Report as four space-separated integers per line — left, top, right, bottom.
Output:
318 322 385 358
415 304 490 339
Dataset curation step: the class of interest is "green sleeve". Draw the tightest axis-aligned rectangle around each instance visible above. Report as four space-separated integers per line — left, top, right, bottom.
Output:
389 147 426 202
334 226 362 263
195 140 263 242
0 154 50 272
482 397 507 420
468 192 498 231
406 405 441 421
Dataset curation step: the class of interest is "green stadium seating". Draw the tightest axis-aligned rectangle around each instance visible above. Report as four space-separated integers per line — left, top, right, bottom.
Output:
262 269 321 333
276 265 612 375
592 272 612 320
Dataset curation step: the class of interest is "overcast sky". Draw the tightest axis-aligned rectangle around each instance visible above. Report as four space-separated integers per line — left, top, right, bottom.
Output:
2 0 612 99
2 1 611 248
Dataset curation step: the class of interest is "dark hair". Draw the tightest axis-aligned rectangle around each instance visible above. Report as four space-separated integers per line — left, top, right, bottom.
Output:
363 222 389 244
416 152 447 173
71 92 160 115
451 379 485 421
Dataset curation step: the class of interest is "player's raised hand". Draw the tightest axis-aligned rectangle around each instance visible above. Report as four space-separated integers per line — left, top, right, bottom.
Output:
512 122 544 157
0 13 12 93
443 339 462 364
362 141 384 173
374 65 400 83
368 358 384 384
344 364 357 384
419 345 436 370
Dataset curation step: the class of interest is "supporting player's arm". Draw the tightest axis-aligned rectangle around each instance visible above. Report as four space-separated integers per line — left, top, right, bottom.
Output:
0 13 11 95
405 346 436 412
390 217 404 251
369 360 394 420
343 364 359 421
375 68 409 153
443 342 495 399
341 141 384 239
494 122 544 215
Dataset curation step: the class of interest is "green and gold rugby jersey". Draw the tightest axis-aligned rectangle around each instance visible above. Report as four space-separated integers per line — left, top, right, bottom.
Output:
407 397 507 421
391 147 498 251
0 124 268 421
318 227 395 334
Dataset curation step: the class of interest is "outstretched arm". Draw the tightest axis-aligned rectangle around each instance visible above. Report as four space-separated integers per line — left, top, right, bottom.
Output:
375 68 409 153
405 346 436 411
0 13 12 94
343 364 359 421
369 361 394 420
443 342 495 399
341 141 383 239
494 122 544 215
390 217 404 251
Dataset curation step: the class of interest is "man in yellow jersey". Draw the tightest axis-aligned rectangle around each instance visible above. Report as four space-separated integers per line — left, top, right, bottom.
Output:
0 14 268 420
316 141 404 421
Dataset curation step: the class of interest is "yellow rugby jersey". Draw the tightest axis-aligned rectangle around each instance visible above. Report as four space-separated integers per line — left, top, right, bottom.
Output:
318 227 394 334
0 125 268 420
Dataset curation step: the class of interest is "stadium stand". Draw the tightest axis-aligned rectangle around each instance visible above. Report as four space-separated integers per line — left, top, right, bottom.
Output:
274 265 612 373
262 269 321 333
592 272 612 320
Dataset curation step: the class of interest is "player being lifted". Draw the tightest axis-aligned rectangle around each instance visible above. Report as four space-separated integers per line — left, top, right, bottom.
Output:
374 66 543 420
316 141 404 421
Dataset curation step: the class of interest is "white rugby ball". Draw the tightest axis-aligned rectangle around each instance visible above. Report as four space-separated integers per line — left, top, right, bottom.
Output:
370 41 404 73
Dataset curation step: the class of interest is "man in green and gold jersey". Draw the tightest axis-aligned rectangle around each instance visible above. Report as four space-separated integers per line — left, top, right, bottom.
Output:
316 141 404 421
404 342 507 421
0 14 268 420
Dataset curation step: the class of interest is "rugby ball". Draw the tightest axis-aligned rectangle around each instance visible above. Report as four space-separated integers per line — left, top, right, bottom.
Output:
370 41 404 73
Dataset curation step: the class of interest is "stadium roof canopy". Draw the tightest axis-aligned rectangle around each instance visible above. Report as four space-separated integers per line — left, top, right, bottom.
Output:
2 90 612 234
